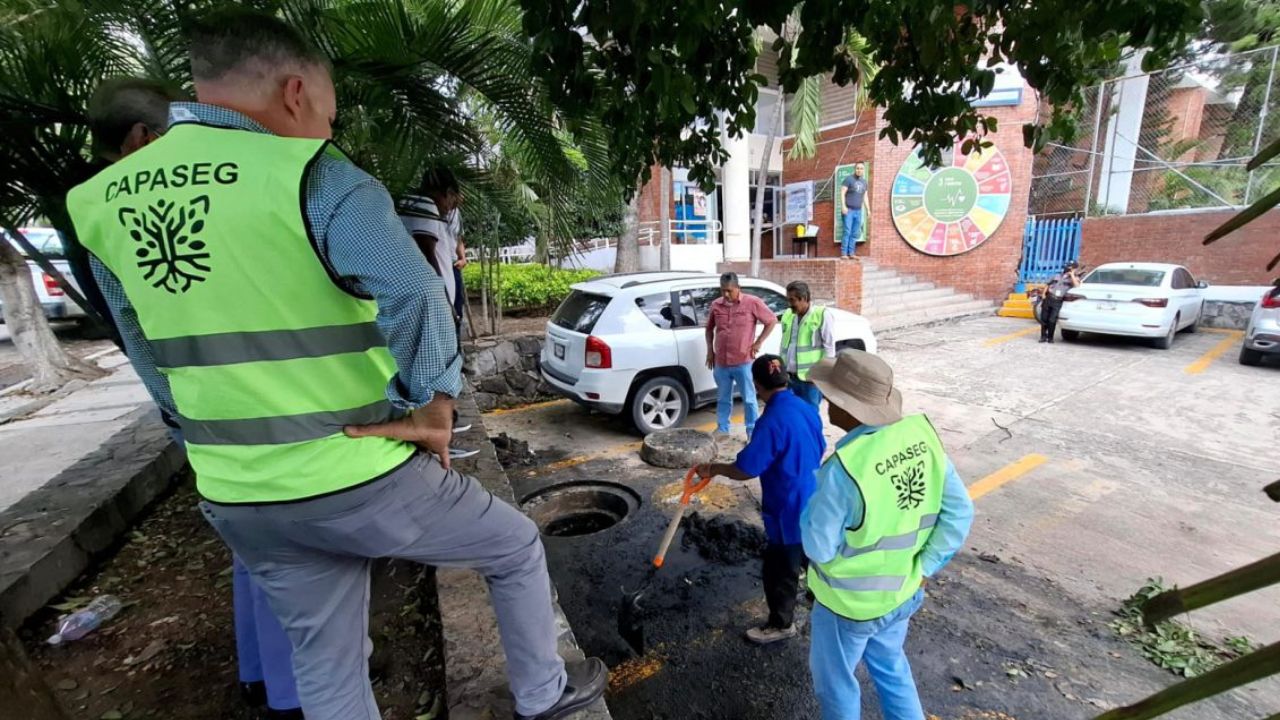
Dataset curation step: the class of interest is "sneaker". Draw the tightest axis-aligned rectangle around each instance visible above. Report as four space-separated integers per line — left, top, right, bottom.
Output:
453 423 472 434
514 658 607 720
745 624 797 645
449 447 479 460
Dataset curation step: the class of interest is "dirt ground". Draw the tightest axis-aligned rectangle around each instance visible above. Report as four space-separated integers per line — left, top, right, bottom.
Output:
20 472 445 720
487 314 1280 720
0 323 112 392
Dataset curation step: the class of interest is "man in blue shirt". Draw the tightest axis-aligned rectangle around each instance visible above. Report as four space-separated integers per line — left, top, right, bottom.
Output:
696 354 826 644
802 350 974 720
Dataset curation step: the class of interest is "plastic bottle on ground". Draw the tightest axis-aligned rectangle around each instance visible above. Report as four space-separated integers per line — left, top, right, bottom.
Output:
46 595 123 645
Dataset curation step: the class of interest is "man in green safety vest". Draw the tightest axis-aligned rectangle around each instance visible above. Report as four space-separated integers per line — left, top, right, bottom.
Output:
780 280 835 409
802 350 975 720
66 9 604 720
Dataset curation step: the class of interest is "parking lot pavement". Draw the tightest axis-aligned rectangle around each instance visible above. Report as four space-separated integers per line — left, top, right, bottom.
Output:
489 315 1280 648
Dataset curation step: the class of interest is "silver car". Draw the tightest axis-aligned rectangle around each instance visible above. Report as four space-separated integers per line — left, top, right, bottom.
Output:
0 228 86 324
1240 282 1280 366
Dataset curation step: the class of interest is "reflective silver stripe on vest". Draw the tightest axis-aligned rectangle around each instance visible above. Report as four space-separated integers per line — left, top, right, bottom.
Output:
151 322 385 368
811 566 907 592
179 399 397 446
839 513 939 558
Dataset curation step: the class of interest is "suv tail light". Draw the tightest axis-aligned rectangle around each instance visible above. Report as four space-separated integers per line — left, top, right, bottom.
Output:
1063 292 1084 302
585 335 612 369
42 273 63 297
1134 298 1168 308
1261 289 1280 309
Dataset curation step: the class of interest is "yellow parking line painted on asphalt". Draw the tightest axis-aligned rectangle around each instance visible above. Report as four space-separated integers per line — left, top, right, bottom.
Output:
1184 330 1244 375
968 454 1049 500
483 398 570 417
1199 327 1239 335
983 325 1041 347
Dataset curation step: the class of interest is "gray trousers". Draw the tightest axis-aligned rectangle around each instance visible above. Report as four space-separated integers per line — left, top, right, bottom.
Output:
199 453 566 719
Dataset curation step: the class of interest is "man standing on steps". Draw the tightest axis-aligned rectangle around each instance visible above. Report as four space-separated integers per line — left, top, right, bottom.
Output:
780 280 835 409
802 350 974 720
706 272 776 440
839 162 868 258
67 9 605 720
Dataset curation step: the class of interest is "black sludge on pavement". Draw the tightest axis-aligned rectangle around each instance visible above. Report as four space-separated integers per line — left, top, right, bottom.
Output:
681 511 767 564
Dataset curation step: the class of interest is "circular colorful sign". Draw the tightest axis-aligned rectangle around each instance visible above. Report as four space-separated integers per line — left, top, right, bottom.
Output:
890 144 1012 256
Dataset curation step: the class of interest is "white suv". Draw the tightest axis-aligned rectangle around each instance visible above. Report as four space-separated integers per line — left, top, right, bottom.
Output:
539 271 877 433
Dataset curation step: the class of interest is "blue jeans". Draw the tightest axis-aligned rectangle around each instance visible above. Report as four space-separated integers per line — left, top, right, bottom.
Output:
234 556 301 711
713 362 758 436
842 208 863 256
789 376 822 409
811 589 926 720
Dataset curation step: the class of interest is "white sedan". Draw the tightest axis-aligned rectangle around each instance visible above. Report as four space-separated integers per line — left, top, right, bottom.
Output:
1058 262 1206 349
539 271 877 433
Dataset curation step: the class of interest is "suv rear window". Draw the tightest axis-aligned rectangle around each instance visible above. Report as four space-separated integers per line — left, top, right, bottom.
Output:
551 290 611 334
1084 269 1165 287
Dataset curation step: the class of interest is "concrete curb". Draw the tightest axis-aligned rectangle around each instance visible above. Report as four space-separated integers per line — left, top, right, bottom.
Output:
0 409 184 628
439 392 612 720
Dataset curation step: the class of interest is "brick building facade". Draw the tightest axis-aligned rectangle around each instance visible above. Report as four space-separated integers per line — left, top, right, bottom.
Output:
1080 210 1279 285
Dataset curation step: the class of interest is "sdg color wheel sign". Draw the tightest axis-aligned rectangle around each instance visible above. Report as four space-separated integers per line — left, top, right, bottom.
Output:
890 144 1012 256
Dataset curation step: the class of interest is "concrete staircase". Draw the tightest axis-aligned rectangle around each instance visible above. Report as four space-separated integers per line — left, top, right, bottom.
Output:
859 262 996 331
997 289 1039 319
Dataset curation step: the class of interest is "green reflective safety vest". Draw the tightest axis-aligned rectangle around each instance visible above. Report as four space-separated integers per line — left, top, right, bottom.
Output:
67 122 414 504
808 414 946 620
780 305 827 380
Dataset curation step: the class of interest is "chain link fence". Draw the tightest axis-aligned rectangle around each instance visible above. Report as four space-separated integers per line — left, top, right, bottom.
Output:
1030 46 1280 217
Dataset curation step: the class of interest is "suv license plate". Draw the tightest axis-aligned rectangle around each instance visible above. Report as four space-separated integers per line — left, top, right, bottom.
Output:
554 343 565 359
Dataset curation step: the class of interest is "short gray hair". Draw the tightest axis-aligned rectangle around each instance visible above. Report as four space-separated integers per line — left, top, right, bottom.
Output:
719 272 739 288
188 7 328 85
785 281 811 300
88 77 182 158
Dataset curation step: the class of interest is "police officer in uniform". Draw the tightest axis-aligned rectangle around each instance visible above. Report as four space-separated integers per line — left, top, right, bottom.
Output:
802 350 974 720
1040 261 1080 343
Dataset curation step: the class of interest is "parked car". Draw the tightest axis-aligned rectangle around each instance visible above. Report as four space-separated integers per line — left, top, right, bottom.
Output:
1057 262 1206 349
539 271 878 433
0 228 87 325
1239 282 1280 366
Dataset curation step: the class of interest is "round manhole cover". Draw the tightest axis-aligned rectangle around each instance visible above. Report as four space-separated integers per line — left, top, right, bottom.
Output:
640 428 716 469
520 481 641 538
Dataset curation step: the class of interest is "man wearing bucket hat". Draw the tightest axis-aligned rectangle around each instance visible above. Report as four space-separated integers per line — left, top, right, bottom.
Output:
801 350 974 720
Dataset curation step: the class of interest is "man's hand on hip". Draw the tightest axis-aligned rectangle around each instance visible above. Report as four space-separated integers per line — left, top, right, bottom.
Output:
345 394 455 469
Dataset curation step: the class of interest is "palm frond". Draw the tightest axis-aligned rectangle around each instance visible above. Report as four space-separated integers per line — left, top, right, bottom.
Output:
787 74 822 160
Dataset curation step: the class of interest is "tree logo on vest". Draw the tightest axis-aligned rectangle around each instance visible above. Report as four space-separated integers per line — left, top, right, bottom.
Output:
117 196 212 294
891 462 927 510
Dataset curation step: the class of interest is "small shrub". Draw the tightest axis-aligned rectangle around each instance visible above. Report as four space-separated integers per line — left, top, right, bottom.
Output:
462 263 601 311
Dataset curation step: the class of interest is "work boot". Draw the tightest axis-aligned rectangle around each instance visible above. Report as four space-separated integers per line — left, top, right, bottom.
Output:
239 681 266 708
746 624 798 645
514 658 607 720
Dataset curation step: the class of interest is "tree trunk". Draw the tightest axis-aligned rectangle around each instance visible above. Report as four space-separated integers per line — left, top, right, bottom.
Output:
1 628 70 720
659 166 672 271
751 96 786 277
614 180 642 274
0 237 104 394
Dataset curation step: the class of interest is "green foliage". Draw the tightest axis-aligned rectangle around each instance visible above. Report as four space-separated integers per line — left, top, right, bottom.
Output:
1110 579 1255 678
0 0 612 260
461 263 599 310
522 0 1202 189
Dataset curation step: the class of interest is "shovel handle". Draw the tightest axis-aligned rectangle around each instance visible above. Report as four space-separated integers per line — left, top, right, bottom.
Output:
652 504 688 569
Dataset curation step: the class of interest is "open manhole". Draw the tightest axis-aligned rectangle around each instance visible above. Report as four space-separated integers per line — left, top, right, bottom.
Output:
520 481 641 537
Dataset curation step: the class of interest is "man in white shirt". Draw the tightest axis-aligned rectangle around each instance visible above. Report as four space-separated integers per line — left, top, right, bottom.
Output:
400 170 476 458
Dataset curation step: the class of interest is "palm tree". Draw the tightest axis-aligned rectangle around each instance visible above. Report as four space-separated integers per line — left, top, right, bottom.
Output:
0 0 608 387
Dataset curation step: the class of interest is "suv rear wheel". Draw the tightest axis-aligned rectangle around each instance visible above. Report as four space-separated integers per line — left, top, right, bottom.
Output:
629 376 689 435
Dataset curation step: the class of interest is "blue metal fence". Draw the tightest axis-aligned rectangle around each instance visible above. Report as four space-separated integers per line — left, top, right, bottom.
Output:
1017 215 1082 290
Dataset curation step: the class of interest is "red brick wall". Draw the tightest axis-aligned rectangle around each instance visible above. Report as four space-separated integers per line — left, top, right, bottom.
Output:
719 258 863 313
780 115 878 260
635 163 669 230
1080 210 1280 285
864 94 1039 301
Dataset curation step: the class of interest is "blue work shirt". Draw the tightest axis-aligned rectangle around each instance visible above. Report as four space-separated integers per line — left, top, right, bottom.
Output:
733 389 826 545
802 424 975 577
89 102 463 420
